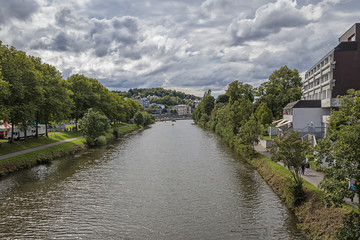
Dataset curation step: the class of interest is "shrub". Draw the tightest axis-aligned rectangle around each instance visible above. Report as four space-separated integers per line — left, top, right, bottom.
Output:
113 129 119 138
85 136 96 147
96 136 107 146
285 180 305 208
335 211 360 240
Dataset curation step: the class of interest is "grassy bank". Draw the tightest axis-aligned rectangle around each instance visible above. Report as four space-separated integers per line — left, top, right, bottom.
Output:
0 131 83 156
249 153 352 239
0 124 140 177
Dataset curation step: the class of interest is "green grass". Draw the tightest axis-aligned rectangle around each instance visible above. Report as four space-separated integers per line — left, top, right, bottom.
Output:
0 137 86 176
111 122 129 128
0 131 83 156
117 124 138 133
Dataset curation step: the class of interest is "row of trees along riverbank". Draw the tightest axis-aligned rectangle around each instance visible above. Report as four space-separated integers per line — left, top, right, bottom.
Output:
193 66 360 239
0 41 144 143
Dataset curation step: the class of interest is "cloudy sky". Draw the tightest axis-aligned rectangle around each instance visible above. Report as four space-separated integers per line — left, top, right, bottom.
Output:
0 0 359 96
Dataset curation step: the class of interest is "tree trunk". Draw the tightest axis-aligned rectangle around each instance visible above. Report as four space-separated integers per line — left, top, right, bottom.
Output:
24 124 27 140
36 121 39 138
45 123 48 137
10 121 14 143
75 118 78 131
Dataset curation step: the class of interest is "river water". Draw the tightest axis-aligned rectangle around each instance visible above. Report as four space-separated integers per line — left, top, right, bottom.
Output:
0 120 304 239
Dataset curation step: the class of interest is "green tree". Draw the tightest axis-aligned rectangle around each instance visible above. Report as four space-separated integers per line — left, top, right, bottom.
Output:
256 66 302 119
33 58 73 137
0 43 42 142
238 114 261 148
215 94 229 104
272 130 310 207
315 89 360 208
134 111 144 126
226 80 254 104
255 102 273 125
79 108 109 146
0 67 10 119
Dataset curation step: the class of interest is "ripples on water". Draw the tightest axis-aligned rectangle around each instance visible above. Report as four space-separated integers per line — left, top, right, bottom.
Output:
0 120 305 239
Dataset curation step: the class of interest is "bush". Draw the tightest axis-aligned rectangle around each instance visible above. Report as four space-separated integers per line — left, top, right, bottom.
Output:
96 136 107 146
113 129 119 138
85 136 96 147
335 211 360 240
285 180 305 208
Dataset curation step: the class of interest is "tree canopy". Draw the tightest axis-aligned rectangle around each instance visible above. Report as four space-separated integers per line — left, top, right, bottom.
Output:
315 89 360 208
0 41 144 141
255 65 302 119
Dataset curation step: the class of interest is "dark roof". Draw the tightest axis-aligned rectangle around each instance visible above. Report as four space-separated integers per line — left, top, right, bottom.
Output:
284 100 321 109
334 41 358 52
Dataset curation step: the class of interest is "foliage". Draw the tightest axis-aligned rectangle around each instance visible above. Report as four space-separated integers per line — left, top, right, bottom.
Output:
272 130 310 188
192 90 215 125
226 80 254 104
79 108 109 146
215 94 229 104
134 111 155 127
314 89 360 208
115 87 198 100
238 115 261 146
134 111 144 126
335 211 360 240
255 66 302 119
0 41 141 143
95 136 107 146
285 180 306 208
255 102 273 125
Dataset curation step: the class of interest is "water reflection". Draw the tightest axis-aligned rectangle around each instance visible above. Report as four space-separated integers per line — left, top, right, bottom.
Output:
0 120 304 239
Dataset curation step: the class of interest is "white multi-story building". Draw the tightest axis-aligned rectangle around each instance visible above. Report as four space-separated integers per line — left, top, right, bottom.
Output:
276 23 360 138
172 105 192 116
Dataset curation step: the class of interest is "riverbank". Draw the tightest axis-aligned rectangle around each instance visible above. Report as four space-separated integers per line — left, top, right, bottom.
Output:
195 122 356 239
0 124 140 177
247 153 353 239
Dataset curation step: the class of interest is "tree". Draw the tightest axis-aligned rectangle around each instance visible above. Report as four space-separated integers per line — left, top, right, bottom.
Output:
315 89 360 208
256 66 302 119
226 80 254 104
272 130 310 207
216 94 229 104
79 108 109 146
0 67 10 119
0 43 42 142
134 111 144 126
255 102 273 125
33 59 73 137
238 114 261 148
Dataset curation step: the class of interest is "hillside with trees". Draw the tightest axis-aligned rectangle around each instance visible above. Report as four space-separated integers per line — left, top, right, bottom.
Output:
114 87 199 106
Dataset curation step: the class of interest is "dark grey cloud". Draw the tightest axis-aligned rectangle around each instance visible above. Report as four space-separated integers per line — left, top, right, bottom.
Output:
0 0 358 96
0 0 39 25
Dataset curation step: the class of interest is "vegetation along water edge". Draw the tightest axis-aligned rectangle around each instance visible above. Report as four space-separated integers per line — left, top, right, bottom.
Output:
0 124 140 177
192 66 359 239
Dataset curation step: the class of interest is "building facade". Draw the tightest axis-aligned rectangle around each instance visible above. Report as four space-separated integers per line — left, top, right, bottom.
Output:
277 23 360 138
172 105 192 116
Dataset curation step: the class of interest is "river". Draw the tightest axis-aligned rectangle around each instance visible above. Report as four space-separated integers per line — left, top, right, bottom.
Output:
0 120 305 239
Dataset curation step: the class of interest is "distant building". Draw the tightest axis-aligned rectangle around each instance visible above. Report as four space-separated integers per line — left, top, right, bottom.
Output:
172 105 192 116
193 99 201 109
277 23 360 138
136 98 150 109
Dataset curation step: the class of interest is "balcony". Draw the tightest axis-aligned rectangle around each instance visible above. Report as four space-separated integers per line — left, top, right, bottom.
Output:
321 98 340 108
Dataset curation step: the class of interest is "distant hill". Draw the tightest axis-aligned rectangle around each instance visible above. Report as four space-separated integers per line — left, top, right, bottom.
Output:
114 87 200 106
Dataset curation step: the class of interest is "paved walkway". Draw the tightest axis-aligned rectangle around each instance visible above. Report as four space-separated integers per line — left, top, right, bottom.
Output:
254 144 358 208
0 136 84 160
0 124 134 161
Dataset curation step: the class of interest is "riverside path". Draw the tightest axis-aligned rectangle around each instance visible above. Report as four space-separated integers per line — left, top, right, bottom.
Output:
254 144 358 208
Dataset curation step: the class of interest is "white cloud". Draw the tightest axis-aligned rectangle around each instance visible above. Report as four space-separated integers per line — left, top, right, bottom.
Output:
0 0 358 96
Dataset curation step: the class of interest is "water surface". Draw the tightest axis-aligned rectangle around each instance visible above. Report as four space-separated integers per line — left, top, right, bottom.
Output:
0 120 304 239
